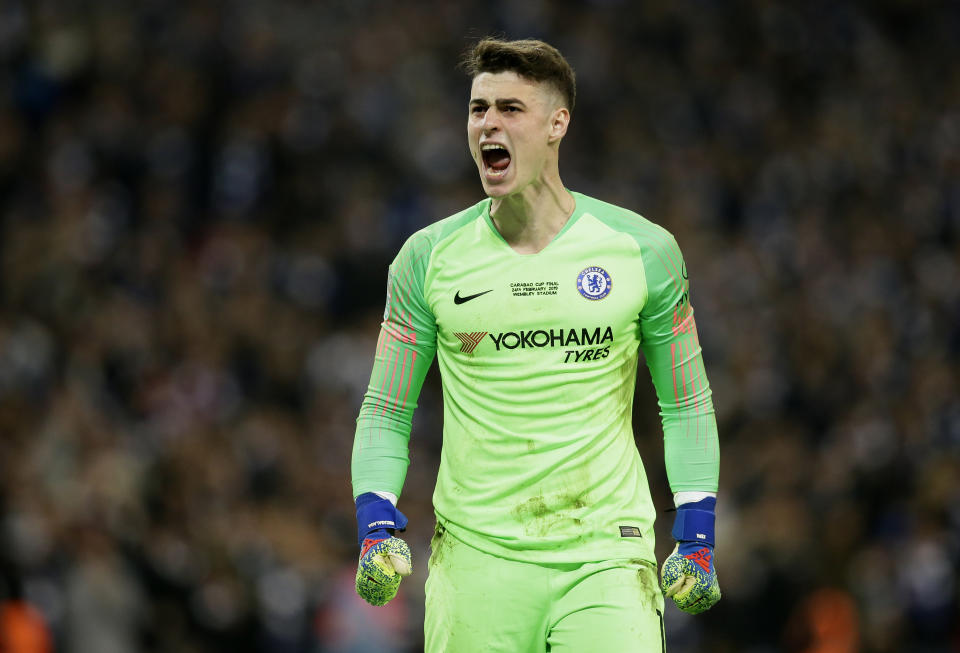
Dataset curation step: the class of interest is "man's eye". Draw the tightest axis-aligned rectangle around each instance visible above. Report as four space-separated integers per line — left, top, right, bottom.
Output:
503 106 519 112
471 106 486 114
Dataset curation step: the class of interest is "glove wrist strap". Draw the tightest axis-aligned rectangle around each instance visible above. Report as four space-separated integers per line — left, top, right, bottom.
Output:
671 496 716 547
355 492 409 548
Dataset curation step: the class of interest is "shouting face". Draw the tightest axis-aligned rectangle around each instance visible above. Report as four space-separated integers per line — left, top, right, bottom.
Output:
467 71 569 199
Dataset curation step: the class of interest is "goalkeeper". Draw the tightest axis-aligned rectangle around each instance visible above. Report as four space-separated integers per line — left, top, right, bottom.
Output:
352 37 721 652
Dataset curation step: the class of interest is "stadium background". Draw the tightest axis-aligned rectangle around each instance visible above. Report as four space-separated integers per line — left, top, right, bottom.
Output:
0 1 957 651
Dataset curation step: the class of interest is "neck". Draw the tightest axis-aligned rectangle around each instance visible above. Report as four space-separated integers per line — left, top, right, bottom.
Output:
490 174 575 254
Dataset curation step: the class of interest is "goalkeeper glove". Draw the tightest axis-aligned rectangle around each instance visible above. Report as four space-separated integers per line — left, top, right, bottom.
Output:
354 492 412 606
660 496 721 615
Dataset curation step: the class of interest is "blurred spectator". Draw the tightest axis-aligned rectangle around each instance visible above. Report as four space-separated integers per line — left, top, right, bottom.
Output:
784 588 860 653
0 571 53 653
63 527 145 653
315 566 413 653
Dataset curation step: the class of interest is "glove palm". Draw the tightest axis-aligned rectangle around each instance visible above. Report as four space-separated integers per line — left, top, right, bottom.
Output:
354 492 411 606
356 536 413 606
660 496 721 615
660 542 720 615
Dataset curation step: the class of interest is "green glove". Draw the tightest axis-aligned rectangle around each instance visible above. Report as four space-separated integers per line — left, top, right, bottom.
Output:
354 493 412 606
660 497 721 614
660 543 720 614
356 536 413 606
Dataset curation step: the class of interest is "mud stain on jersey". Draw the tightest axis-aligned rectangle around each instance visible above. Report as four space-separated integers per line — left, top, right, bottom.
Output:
429 523 454 568
510 485 591 538
632 558 660 608
562 489 589 510
512 494 551 521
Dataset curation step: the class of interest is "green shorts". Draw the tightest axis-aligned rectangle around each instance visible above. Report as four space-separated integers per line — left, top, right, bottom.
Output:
425 523 666 653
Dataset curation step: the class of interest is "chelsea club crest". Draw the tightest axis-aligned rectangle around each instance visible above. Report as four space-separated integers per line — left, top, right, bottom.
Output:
576 266 612 300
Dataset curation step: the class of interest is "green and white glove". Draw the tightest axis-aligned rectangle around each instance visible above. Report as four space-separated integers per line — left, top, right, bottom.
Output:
660 496 721 615
354 492 412 606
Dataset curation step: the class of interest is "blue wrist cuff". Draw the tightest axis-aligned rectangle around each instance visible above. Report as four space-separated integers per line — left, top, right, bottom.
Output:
671 496 716 547
355 492 409 547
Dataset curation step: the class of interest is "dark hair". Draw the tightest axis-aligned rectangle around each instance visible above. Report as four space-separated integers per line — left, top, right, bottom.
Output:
461 38 576 113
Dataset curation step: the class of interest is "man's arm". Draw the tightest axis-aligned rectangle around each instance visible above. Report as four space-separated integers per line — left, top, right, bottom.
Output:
638 229 721 615
352 233 437 606
638 233 719 494
352 235 437 497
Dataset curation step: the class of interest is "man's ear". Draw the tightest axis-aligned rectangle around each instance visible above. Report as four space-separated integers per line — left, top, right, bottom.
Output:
548 107 570 143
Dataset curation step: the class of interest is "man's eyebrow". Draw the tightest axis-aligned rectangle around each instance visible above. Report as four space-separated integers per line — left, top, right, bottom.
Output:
469 98 527 107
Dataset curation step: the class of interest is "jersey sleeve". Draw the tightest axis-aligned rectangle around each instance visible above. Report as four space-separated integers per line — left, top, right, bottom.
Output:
351 232 437 498
638 232 719 492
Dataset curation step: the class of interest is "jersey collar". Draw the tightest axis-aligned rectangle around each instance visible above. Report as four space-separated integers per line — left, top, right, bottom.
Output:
481 189 584 254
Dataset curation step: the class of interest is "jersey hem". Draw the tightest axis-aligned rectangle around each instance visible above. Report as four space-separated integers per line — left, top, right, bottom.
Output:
435 514 658 567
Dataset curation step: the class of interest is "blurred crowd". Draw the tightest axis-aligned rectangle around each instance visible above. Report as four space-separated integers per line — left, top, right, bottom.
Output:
0 1 957 652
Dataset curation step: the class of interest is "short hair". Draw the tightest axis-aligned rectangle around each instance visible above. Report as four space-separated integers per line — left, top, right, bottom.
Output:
461 38 576 114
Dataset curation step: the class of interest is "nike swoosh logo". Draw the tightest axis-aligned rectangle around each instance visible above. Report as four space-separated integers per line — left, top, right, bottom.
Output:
454 289 493 304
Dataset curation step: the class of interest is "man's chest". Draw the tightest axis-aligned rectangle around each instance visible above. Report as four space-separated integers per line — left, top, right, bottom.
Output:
425 241 647 360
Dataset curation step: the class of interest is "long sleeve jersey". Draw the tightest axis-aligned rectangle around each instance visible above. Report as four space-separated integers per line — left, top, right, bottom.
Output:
352 191 719 565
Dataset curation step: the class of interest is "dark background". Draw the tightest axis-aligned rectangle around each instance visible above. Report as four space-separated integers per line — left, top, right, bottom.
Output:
0 1 958 651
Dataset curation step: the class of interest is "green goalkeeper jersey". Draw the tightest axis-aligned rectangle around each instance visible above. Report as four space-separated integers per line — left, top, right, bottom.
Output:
352 191 719 565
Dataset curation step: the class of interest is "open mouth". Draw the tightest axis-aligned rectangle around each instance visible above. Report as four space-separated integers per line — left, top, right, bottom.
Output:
481 143 511 178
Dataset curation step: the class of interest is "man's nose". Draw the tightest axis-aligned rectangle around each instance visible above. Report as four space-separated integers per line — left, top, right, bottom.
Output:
481 108 501 131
